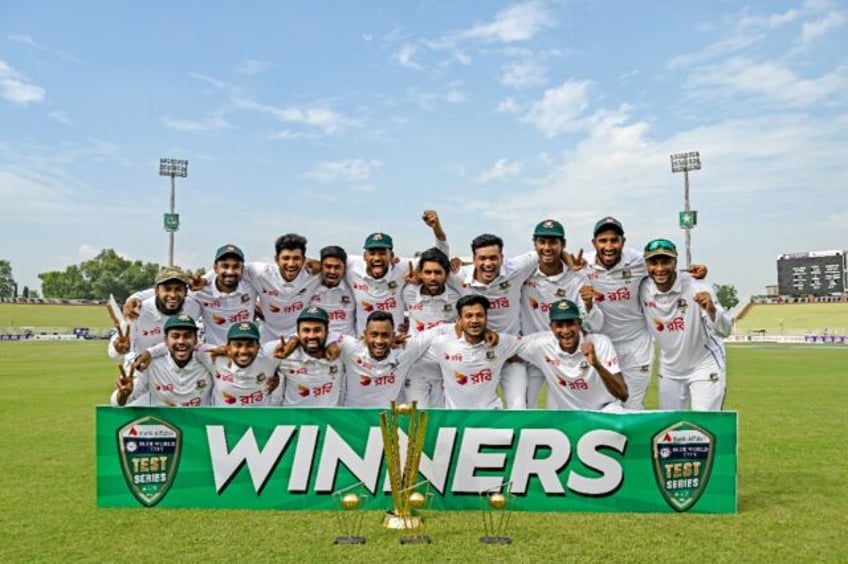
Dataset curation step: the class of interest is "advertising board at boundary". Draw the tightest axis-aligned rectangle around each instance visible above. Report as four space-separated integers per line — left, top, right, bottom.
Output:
96 406 737 514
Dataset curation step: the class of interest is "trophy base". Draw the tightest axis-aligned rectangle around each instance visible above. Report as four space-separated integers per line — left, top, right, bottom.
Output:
400 535 431 545
480 536 512 545
382 511 422 530
334 536 366 545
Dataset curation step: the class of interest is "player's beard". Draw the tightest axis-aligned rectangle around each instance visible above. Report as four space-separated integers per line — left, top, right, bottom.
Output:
156 296 183 316
302 337 326 357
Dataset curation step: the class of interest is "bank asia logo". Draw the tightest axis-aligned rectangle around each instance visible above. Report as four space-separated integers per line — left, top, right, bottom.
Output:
117 416 182 507
651 421 715 512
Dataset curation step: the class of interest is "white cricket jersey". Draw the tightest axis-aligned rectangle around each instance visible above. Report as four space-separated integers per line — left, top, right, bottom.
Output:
640 275 733 380
411 331 523 409
111 354 213 407
109 295 202 358
192 277 258 345
519 332 620 410
520 265 604 334
346 239 450 335
584 248 652 365
243 262 322 344
458 252 538 334
207 348 282 407
336 334 415 407
402 284 461 335
310 282 356 336
278 347 344 406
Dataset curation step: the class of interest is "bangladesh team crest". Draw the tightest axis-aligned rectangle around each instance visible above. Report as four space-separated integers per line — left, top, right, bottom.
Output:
117 416 182 507
651 421 715 512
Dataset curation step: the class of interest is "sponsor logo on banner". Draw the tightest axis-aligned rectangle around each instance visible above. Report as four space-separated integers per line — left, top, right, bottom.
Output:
117 416 182 507
651 421 715 512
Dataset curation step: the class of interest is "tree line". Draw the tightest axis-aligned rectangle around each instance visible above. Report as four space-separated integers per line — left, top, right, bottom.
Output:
0 250 160 304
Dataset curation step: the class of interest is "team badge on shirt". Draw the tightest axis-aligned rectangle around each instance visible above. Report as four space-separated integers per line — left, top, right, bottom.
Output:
387 280 398 290
341 296 351 305
241 294 252 303
329 365 339 375
499 281 511 290
621 269 632 282
555 288 567 298
196 380 207 390
443 304 453 312
117 416 182 507
486 350 496 361
677 298 688 311
651 421 716 512
256 373 266 383
579 360 589 370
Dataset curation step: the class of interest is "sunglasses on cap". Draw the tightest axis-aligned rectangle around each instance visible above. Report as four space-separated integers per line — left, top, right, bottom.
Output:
645 239 676 252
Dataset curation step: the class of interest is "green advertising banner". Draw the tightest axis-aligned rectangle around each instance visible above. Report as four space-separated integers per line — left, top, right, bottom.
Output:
96 407 737 513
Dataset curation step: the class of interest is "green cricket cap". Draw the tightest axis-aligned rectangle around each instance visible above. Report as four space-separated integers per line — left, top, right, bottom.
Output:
549 299 582 322
227 320 260 341
163 313 198 332
533 219 565 239
363 232 394 250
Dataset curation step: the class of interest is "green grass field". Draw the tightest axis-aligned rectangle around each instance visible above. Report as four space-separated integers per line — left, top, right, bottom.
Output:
0 303 111 332
735 302 848 335
1 340 846 562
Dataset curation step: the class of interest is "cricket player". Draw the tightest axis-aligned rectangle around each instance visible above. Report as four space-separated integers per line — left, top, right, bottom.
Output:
405 295 522 410
520 219 604 408
401 247 461 407
110 267 201 363
111 314 212 407
456 233 538 409
191 244 258 345
240 233 323 344
309 246 356 336
584 217 708 410
335 311 417 407
519 300 627 411
207 321 282 407
639 239 732 411
276 306 344 406
346 210 449 335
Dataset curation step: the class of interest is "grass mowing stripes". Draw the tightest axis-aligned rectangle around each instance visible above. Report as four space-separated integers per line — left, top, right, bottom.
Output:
0 341 846 562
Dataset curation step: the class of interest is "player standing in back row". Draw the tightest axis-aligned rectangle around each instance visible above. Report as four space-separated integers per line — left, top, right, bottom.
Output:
640 239 732 411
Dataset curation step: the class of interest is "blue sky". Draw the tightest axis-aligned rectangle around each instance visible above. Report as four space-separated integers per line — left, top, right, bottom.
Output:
1 0 846 299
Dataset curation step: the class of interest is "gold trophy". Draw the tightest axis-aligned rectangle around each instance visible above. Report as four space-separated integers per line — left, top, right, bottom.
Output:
331 482 369 544
379 401 430 541
480 481 514 545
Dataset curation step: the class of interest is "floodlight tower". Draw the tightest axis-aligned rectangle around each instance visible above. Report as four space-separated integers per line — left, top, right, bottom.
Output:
159 158 188 267
670 151 701 269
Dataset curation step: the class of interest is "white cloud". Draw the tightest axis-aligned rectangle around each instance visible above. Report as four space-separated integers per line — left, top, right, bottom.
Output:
269 129 303 141
409 81 466 109
189 72 228 90
686 57 847 107
476 159 523 183
235 58 273 75
458 1 555 43
47 110 72 125
0 60 45 105
305 159 381 182
233 98 356 134
394 44 423 70
801 10 847 42
520 80 592 137
497 97 521 113
501 59 547 89
161 115 232 132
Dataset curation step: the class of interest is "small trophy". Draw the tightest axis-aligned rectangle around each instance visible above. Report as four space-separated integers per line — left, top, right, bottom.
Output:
379 401 430 541
331 482 369 544
480 481 514 545
398 481 435 544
